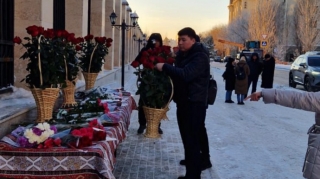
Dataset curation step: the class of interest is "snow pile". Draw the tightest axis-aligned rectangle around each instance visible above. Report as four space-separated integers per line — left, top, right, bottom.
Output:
0 86 34 108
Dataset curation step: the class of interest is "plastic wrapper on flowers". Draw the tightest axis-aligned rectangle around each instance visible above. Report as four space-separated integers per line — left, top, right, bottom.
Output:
58 119 107 149
11 122 61 149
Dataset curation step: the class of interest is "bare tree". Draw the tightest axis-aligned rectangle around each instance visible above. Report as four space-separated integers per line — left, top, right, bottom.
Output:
295 0 320 52
248 0 280 54
227 12 250 44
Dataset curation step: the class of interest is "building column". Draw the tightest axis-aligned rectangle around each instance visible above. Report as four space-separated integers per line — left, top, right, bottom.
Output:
113 0 121 67
90 0 105 37
66 0 88 37
14 0 44 89
104 0 114 70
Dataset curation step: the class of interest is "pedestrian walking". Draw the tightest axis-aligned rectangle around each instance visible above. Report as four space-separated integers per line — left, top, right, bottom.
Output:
245 89 320 179
155 27 211 179
134 33 163 135
222 57 236 103
235 56 250 105
246 53 263 96
261 54 275 88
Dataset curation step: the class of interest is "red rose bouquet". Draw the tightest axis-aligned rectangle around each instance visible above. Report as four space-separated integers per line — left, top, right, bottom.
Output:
78 35 113 73
131 46 174 108
13 25 81 88
67 119 107 148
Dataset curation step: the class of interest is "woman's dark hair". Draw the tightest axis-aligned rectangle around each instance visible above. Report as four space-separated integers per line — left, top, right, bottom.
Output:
264 54 271 58
178 27 197 39
226 57 235 67
251 52 260 61
145 33 163 49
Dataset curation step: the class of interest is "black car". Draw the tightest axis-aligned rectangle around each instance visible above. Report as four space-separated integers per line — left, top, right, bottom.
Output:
289 54 320 91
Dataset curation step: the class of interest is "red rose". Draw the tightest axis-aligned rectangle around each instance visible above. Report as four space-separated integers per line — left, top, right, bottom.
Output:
76 37 84 43
84 34 94 41
167 57 175 65
43 29 55 38
55 30 63 37
106 42 112 47
61 30 69 38
38 26 45 35
93 131 107 141
79 136 92 148
44 138 54 148
89 119 99 127
53 138 61 146
71 129 83 137
76 45 82 51
139 57 147 64
26 25 39 36
13 36 22 44
149 56 155 62
131 60 140 68
142 51 149 57
66 33 75 42
155 56 165 63
106 38 113 43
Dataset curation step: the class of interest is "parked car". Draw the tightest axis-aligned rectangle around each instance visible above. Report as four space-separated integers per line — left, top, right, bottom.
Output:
289 54 320 91
213 56 222 62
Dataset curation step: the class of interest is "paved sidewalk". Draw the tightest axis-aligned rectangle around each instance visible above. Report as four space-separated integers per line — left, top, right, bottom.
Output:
113 67 218 179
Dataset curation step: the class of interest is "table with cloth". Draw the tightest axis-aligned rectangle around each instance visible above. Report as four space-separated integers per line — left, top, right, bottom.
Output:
0 95 136 179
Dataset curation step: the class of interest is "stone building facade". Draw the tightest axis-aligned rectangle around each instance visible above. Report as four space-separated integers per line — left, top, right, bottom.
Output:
0 0 143 90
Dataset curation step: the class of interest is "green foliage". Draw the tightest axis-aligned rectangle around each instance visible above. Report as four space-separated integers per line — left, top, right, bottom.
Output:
136 69 172 108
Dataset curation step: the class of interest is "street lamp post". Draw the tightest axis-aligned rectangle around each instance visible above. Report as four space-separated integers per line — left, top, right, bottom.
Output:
133 33 146 53
109 11 138 89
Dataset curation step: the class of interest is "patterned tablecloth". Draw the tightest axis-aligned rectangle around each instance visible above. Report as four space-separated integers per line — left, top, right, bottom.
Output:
0 96 136 179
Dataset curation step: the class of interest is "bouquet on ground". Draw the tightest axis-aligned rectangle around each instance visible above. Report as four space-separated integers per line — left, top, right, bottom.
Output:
11 122 61 148
78 35 113 73
131 46 175 108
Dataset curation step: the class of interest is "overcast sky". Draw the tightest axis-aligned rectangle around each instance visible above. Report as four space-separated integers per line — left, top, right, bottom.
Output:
128 0 230 39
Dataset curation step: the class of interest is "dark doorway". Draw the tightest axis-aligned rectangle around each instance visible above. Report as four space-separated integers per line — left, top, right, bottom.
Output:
53 0 65 30
0 0 14 91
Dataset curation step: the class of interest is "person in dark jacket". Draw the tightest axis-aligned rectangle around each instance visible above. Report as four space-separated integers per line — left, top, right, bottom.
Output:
246 53 263 96
261 54 275 88
134 33 163 135
155 27 211 179
222 57 236 103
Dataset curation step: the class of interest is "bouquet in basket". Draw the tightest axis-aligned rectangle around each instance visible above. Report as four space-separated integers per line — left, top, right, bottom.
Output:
78 35 113 73
13 25 81 89
131 46 175 109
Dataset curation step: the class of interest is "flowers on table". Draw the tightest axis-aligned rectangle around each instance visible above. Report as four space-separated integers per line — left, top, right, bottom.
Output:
68 119 107 148
12 122 61 148
131 46 174 108
78 34 113 73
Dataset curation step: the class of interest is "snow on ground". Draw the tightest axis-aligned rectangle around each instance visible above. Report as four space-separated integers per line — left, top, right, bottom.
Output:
209 63 311 178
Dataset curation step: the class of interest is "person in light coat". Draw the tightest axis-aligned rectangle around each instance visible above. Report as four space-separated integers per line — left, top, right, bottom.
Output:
245 89 320 179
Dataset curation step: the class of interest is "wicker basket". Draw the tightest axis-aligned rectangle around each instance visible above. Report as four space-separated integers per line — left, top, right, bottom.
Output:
62 80 77 108
31 88 60 122
143 106 167 138
141 78 174 138
83 72 98 90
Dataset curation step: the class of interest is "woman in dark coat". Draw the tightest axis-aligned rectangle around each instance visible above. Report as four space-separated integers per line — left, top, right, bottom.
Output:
222 57 236 103
261 54 275 88
235 57 250 105
134 33 163 135
247 53 263 96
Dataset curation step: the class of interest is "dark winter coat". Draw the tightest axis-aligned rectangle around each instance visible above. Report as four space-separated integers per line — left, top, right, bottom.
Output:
261 57 275 88
235 60 250 95
163 42 210 105
247 53 263 79
222 62 235 91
